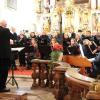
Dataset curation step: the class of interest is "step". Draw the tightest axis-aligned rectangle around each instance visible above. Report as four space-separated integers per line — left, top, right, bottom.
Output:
0 91 27 100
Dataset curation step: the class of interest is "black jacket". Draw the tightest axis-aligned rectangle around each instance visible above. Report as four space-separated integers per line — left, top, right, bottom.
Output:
0 26 14 59
91 53 100 77
94 53 100 66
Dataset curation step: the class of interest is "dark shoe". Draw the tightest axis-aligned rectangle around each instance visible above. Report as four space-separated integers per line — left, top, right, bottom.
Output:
0 87 10 92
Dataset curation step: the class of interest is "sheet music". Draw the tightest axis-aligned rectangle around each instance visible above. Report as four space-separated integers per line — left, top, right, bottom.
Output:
88 58 95 62
11 47 24 52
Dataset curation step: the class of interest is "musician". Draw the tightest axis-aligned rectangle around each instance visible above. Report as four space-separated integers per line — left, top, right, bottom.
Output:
83 39 99 59
0 20 14 92
25 38 40 69
67 38 80 55
17 32 27 66
37 32 51 60
63 33 70 55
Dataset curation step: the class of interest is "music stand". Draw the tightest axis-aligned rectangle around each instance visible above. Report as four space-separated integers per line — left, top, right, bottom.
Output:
6 47 24 88
6 63 19 88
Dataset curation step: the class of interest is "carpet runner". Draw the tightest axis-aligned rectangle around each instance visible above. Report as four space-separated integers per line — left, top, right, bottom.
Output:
8 66 33 76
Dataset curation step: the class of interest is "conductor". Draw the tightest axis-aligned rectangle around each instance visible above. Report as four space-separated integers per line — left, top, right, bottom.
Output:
0 20 14 92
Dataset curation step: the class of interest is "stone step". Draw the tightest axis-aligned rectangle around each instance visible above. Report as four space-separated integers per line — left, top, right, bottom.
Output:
0 91 27 100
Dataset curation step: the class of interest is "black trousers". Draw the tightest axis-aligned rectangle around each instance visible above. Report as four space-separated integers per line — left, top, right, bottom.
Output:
18 49 26 66
38 45 51 60
0 59 10 90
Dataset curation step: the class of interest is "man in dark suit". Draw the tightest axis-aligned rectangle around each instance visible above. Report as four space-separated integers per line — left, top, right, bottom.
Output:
0 20 14 92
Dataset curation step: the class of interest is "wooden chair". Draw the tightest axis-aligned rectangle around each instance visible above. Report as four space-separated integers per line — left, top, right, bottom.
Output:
63 55 92 75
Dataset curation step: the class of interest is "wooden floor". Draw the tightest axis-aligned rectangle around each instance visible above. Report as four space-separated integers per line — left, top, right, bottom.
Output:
2 75 56 100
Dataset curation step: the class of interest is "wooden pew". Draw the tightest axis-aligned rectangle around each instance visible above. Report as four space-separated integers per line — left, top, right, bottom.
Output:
63 55 92 75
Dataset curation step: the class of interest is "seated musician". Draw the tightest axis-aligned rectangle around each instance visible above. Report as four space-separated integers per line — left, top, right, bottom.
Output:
67 38 80 55
83 39 99 59
37 32 52 60
25 38 40 69
82 39 98 74
63 33 70 55
29 32 37 39
17 32 27 67
51 38 63 61
91 30 100 46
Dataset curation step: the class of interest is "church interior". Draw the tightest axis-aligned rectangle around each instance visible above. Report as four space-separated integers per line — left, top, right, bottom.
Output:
0 0 100 100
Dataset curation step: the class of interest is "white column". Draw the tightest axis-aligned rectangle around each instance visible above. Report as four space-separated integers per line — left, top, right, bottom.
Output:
97 0 100 9
74 9 80 31
91 0 96 10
